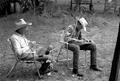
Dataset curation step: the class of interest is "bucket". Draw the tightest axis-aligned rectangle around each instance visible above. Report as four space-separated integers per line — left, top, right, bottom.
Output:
10 2 14 13
15 2 21 13
118 7 120 16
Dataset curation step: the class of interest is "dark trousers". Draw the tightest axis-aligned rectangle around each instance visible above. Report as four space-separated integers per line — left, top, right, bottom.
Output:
66 42 97 70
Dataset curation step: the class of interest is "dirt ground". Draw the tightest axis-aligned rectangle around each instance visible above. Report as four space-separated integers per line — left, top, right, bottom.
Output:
0 3 120 81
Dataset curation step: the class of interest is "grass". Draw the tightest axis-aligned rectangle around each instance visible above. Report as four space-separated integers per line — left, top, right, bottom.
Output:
0 5 120 81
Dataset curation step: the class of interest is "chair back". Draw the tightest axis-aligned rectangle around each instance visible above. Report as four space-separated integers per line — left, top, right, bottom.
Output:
59 30 69 51
7 38 20 60
60 30 65 43
60 30 69 43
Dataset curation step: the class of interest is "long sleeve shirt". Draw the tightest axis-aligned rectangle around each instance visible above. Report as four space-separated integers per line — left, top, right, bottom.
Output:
10 33 35 59
64 24 82 43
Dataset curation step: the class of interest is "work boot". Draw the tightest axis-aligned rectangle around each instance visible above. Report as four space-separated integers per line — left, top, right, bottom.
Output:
90 65 102 71
72 69 84 77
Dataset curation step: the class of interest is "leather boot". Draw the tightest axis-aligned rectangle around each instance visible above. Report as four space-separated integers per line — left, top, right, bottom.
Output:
90 65 102 71
72 69 84 77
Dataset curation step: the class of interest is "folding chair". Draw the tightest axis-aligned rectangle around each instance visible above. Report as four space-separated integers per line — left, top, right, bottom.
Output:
56 30 87 70
55 30 73 69
6 38 41 78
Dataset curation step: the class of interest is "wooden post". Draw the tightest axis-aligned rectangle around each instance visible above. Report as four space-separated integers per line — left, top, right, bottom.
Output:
114 0 117 12
89 0 93 11
109 23 120 81
34 0 36 15
118 7 120 16
104 0 107 12
70 0 72 10
14 0 15 13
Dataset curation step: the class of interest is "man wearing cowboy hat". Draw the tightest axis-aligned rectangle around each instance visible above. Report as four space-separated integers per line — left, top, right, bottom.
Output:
9 19 54 74
64 17 101 77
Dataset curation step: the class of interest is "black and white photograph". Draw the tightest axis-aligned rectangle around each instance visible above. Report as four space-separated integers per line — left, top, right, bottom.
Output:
0 0 120 81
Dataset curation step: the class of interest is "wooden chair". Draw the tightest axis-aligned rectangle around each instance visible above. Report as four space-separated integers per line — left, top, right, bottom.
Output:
6 38 42 78
56 30 87 70
70 0 93 11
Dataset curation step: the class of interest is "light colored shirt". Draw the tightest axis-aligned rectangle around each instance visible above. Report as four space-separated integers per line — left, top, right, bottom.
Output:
10 33 37 58
64 24 78 42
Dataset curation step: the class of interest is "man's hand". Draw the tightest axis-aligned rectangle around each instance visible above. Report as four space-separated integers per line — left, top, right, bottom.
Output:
29 41 36 48
31 41 36 44
83 39 95 44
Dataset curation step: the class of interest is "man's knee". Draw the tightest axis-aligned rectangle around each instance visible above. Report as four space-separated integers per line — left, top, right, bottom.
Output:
68 44 80 53
44 55 52 59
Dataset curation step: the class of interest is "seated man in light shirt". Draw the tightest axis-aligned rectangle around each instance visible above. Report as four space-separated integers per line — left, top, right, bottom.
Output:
10 19 53 74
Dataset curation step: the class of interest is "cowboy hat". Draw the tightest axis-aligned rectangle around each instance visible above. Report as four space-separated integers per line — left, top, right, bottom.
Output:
76 17 88 31
15 18 32 29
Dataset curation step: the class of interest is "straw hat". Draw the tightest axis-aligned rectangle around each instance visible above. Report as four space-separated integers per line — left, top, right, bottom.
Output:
76 17 88 31
15 19 32 29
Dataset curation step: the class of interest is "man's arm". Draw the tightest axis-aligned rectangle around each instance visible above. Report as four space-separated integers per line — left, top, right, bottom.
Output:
10 37 30 55
77 31 93 43
27 38 37 48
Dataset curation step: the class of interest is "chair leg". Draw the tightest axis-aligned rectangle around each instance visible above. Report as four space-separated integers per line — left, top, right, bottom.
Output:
56 45 72 69
56 46 62 62
6 60 19 77
34 60 41 78
56 47 71 62
84 51 87 68
83 51 88 80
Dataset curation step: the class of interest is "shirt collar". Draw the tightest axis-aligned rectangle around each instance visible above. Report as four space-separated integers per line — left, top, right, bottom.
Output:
15 32 25 37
